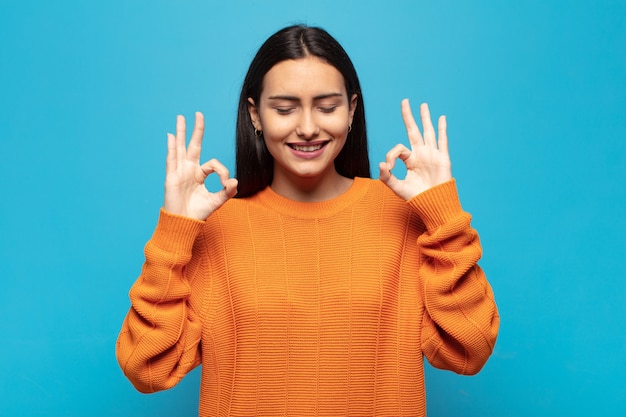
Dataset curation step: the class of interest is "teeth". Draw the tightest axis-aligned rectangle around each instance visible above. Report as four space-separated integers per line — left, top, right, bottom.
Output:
292 143 324 152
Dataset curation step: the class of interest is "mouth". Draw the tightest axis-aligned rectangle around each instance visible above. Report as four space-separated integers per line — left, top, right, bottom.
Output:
287 141 329 152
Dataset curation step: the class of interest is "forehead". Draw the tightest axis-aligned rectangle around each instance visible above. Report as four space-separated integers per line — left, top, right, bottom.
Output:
261 56 347 98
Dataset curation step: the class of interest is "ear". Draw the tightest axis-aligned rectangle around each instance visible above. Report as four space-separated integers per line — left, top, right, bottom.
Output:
247 97 262 130
348 93 358 125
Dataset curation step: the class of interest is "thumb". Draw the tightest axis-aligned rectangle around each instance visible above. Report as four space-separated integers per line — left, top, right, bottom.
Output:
223 178 239 199
213 177 238 204
379 162 401 192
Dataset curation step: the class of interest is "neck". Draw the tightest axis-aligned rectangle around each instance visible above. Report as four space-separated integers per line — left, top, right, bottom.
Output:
270 170 353 202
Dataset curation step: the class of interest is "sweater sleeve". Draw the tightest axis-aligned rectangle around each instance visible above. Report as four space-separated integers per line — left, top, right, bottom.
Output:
116 209 206 393
407 180 499 375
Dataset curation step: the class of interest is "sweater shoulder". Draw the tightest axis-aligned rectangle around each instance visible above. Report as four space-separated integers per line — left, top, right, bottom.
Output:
361 178 413 212
206 178 410 223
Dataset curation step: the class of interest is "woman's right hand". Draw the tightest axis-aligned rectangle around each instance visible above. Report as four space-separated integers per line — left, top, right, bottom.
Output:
163 112 238 220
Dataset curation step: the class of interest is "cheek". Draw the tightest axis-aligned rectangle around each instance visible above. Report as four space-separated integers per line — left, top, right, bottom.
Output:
326 117 350 137
260 115 292 141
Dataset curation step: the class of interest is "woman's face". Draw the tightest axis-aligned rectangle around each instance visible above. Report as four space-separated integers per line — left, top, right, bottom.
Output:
248 56 357 191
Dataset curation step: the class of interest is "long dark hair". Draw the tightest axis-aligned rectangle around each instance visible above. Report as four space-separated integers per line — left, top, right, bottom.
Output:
235 25 370 198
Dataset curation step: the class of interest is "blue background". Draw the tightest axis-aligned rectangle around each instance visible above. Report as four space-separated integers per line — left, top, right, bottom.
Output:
1 0 625 415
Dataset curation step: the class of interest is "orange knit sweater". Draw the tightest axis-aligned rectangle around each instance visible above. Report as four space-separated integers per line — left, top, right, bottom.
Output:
117 178 499 416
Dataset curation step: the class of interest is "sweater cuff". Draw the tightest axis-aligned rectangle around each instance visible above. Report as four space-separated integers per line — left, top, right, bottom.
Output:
149 208 205 254
406 179 465 231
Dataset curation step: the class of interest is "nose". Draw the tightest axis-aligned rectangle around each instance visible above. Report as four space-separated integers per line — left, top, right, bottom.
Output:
295 110 320 139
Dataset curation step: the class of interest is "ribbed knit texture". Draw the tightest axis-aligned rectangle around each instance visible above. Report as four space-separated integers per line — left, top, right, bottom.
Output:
117 178 499 417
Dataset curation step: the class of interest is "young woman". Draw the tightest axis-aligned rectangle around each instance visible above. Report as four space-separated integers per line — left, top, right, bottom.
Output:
117 25 499 416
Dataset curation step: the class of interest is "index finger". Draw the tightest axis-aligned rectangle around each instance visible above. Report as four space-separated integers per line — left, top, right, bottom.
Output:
200 158 232 188
401 98 424 147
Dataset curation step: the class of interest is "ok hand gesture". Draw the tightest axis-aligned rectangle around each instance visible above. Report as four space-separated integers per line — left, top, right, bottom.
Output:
163 112 238 220
379 99 452 200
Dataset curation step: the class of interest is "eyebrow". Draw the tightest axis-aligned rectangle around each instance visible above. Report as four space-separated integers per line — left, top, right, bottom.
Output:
267 93 344 101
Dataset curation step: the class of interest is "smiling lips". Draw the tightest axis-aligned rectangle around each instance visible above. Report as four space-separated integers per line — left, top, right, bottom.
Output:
288 141 329 153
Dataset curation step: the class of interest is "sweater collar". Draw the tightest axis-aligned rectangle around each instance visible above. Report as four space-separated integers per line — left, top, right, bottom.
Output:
252 177 371 219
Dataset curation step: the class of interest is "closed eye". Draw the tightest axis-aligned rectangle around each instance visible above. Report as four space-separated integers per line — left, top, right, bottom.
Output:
275 107 295 115
319 106 337 113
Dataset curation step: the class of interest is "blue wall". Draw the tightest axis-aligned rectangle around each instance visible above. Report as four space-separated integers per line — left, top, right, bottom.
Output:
1 0 624 415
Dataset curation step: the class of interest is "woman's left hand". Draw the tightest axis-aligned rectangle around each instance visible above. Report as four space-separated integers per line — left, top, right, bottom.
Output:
379 99 452 200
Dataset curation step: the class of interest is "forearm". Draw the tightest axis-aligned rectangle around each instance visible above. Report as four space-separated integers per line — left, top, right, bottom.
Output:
420 241 498 375
116 210 205 392
410 181 499 374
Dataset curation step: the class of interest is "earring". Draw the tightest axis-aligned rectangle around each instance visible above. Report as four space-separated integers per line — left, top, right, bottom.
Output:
348 124 352 132
254 128 263 137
